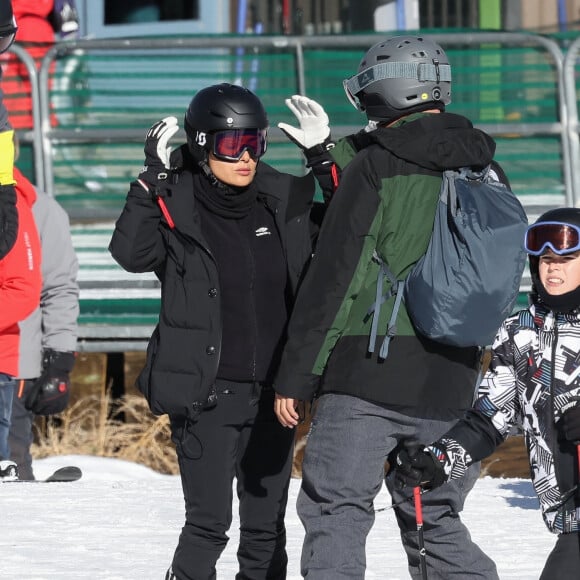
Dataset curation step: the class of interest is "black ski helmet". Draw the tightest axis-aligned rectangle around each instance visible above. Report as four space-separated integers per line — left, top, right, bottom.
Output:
343 35 452 124
532 207 580 228
0 0 17 54
184 83 268 162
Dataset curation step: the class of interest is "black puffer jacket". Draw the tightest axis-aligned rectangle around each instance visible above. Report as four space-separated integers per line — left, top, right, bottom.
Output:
110 146 317 420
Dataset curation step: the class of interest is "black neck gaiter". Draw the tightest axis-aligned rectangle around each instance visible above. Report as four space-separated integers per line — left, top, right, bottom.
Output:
533 272 580 313
193 172 258 219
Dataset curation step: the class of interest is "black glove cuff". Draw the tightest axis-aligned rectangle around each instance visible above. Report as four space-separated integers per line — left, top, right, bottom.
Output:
138 165 172 185
304 135 336 159
304 135 336 164
43 350 76 373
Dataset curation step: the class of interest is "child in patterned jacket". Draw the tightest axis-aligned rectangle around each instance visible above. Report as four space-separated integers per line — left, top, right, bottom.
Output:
394 206 580 580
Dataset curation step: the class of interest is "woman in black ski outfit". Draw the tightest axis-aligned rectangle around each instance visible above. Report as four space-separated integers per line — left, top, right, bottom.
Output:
109 83 321 580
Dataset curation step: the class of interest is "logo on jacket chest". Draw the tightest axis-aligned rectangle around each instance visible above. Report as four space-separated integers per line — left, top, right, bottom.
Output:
255 226 271 237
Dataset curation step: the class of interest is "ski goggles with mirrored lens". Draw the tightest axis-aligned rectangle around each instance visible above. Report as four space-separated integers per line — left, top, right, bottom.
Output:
211 128 268 162
524 221 580 256
343 78 363 111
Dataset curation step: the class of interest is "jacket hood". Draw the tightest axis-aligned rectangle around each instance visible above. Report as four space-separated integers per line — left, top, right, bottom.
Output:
369 112 496 171
14 167 37 208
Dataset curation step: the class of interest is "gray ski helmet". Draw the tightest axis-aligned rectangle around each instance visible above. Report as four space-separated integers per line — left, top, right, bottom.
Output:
184 83 268 160
343 35 452 123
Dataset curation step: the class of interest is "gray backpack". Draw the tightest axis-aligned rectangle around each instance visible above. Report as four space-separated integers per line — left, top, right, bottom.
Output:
368 166 528 359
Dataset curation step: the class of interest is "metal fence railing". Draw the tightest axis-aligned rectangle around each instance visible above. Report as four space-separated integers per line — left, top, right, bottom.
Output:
563 36 580 206
6 30 580 349
1 31 571 220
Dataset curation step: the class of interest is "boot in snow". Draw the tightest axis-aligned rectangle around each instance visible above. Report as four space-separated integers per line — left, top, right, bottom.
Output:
0 460 18 481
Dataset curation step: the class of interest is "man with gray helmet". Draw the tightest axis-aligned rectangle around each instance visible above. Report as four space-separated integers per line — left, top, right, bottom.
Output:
273 36 503 578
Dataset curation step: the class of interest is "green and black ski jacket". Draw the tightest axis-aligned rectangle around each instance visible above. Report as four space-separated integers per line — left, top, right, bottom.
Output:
274 112 502 417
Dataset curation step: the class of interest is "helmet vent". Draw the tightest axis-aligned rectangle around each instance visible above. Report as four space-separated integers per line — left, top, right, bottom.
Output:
411 51 427 58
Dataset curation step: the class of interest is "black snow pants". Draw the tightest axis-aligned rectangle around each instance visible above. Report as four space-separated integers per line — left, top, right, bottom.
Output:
539 531 580 580
170 379 294 580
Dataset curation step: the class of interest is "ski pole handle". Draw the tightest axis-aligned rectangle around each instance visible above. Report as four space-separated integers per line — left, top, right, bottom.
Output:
414 486 424 526
414 486 428 580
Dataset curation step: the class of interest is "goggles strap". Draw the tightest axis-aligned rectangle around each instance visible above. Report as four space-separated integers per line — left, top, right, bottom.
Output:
344 61 452 97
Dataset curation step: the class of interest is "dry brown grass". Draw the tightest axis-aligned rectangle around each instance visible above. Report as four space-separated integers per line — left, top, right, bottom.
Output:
32 390 179 475
32 377 528 481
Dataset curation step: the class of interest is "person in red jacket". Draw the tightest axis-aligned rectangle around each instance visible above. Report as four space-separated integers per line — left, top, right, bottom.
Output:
0 163 41 479
1 1 79 129
9 165 79 481
1 0 55 131
1 1 79 181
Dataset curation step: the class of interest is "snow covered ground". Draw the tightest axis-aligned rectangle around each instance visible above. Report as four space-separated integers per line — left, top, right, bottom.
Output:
2 455 553 579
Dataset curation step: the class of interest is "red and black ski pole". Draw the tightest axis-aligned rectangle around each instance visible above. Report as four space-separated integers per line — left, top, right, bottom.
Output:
414 486 428 580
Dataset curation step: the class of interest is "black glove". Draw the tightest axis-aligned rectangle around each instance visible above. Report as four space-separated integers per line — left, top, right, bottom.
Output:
560 405 580 443
138 116 179 190
302 138 336 169
394 445 448 491
48 0 80 39
24 350 76 416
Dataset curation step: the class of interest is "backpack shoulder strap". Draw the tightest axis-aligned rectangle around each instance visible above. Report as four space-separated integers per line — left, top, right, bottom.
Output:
442 164 503 215
367 251 405 359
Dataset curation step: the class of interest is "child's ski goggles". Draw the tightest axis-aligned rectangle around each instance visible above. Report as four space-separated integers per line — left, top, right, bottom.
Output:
524 221 580 256
211 128 268 162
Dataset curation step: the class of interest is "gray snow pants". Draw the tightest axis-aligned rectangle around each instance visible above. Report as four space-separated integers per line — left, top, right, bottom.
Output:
297 393 499 580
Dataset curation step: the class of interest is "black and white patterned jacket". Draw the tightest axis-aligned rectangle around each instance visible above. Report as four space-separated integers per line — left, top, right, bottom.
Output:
441 301 580 534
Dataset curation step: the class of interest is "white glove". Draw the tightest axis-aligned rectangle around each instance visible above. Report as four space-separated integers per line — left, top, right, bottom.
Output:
144 116 179 170
278 95 330 150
